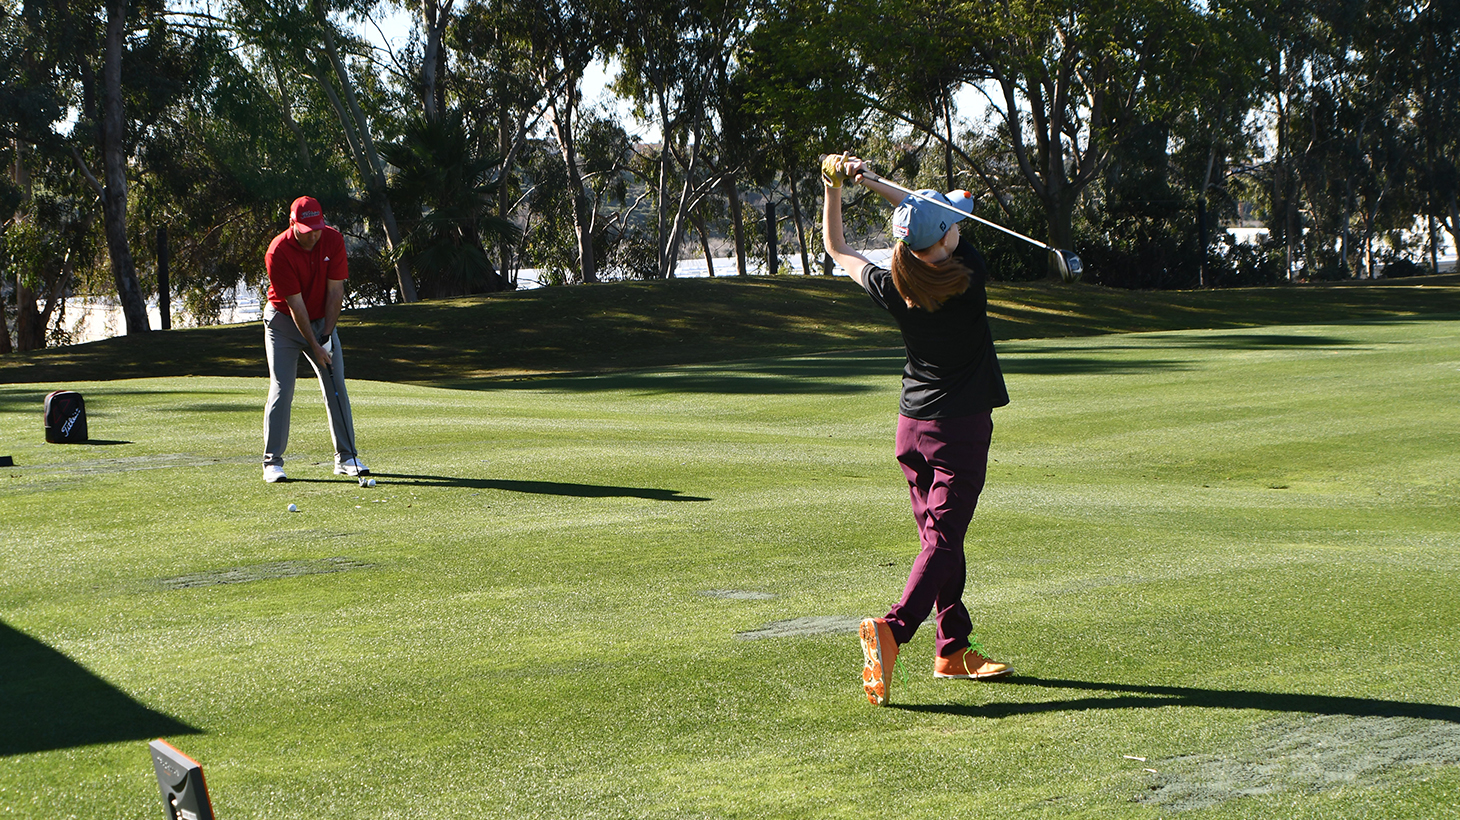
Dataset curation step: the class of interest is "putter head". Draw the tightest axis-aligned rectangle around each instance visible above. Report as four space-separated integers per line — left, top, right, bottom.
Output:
359 476 370 488
1052 249 1083 283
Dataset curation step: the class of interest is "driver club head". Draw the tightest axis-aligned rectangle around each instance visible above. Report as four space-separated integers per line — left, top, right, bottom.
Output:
1052 249 1083 283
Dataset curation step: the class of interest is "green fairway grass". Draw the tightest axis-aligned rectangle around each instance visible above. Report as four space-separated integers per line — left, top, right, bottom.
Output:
2 284 1459 816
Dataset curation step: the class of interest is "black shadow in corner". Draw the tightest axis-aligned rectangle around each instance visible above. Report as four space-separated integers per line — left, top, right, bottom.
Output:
0 620 200 757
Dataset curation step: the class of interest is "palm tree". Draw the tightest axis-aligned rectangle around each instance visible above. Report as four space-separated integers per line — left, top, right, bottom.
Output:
384 112 521 298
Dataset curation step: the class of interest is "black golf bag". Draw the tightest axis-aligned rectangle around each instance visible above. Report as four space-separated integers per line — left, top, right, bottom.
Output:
44 390 89 443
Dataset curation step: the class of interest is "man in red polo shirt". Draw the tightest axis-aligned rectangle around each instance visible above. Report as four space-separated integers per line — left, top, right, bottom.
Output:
262 196 369 483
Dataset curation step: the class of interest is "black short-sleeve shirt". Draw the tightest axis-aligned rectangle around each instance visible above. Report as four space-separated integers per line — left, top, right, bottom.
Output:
860 240 1010 419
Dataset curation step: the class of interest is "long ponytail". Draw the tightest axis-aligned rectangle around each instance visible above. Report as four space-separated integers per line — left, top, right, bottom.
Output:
890 243 971 312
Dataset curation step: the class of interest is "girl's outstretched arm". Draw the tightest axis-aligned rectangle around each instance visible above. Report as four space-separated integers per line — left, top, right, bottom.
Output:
823 179 873 287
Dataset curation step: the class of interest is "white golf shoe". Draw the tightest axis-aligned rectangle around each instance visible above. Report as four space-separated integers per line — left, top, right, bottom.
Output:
263 464 287 483
334 457 370 477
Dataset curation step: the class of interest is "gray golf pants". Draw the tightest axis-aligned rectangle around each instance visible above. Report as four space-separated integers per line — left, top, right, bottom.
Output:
263 304 357 467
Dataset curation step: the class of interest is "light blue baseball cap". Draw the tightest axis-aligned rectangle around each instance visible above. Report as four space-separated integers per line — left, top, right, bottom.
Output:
891 189 975 251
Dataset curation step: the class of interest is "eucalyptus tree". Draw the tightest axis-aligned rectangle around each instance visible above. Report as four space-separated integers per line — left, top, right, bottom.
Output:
734 0 868 274
224 0 419 301
1402 0 1460 262
1245 0 1358 280
3 0 219 339
1094 0 1265 287
836 0 1221 279
489 0 616 284
0 158 97 350
127 27 355 319
1 0 171 335
1167 1 1265 286
610 0 750 279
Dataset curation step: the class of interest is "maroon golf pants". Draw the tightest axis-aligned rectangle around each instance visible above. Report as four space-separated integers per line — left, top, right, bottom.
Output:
884 412 992 658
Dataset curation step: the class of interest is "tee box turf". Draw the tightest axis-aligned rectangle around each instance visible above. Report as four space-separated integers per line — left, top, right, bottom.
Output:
149 740 216 820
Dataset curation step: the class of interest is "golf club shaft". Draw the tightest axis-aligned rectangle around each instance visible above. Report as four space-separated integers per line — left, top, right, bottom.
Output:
862 172 1055 252
323 352 358 462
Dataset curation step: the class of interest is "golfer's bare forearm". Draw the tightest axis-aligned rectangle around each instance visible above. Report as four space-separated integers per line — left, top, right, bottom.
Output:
823 184 870 287
853 170 906 208
323 279 345 337
284 294 330 367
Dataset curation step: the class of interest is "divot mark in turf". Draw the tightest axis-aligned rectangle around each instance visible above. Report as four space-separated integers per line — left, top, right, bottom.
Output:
30 454 246 475
1138 714 1460 811
701 589 777 600
156 557 374 590
735 616 862 639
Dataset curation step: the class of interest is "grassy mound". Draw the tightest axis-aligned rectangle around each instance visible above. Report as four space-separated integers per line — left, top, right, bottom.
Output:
4 274 1459 386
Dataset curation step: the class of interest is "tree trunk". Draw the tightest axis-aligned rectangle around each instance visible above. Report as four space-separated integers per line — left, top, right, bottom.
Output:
655 80 672 277
786 170 810 276
1362 209 1375 278
724 177 746 276
943 93 955 191
1196 195 1208 288
1340 178 1351 277
0 284 11 354
420 0 451 120
3 139 26 354
102 0 149 335
545 94 597 283
662 107 706 281
1048 196 1077 278
317 25 418 302
1447 192 1460 264
690 208 714 276
270 63 312 169
16 282 43 350
1430 215 1440 274
497 92 515 287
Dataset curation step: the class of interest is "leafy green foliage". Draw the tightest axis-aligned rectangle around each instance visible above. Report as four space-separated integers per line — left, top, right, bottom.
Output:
383 111 519 297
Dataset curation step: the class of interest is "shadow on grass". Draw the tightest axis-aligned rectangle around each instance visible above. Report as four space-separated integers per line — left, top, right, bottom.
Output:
0 621 199 756
892 676 1460 724
465 351 898 394
1000 332 1360 357
368 473 711 501
999 357 1193 376
996 331 1370 376
474 347 1203 392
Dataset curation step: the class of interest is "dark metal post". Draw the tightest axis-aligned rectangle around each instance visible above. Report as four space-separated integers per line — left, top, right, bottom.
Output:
1197 195 1207 288
765 200 777 276
156 225 171 330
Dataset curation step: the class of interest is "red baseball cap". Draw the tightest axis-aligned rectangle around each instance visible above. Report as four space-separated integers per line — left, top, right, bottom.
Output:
289 196 326 233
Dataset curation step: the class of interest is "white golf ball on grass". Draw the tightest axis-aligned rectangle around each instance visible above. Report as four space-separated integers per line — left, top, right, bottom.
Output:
287 503 298 512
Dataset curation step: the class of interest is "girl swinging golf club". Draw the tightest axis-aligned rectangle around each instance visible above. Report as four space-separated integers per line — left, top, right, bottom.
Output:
820 154 1014 706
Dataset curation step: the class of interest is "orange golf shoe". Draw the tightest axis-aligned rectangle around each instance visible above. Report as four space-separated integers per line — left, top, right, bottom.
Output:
859 618 899 706
934 646 1012 680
